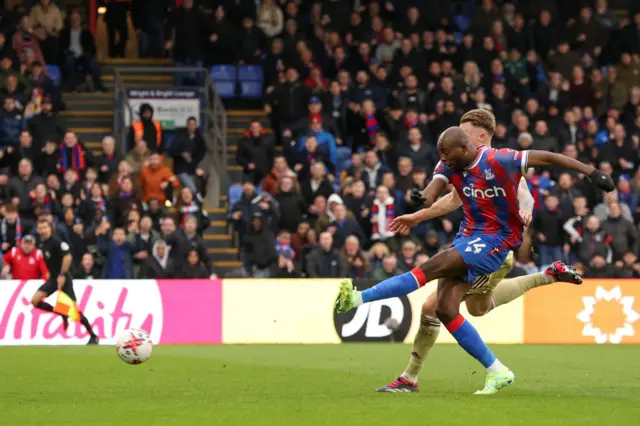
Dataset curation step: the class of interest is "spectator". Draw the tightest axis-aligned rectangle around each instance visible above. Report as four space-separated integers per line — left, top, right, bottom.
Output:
109 176 141 228
175 187 207 234
534 195 566 266
397 240 418 272
300 161 333 206
97 225 142 279
139 152 180 204
129 103 163 153
166 215 213 275
8 159 43 212
140 239 174 279
594 191 634 222
237 16 267 65
341 235 369 279
305 231 345 278
327 203 366 249
373 254 402 281
236 120 275 185
165 0 207 85
131 0 169 58
12 15 45 66
243 213 277 277
1 234 47 279
169 116 206 199
73 252 100 279
27 96 65 150
600 201 637 261
584 254 619 278
618 252 640 278
256 0 283 39
93 136 120 184
370 185 395 242
1 204 31 252
360 150 391 192
125 139 152 175
0 97 25 146
274 175 305 233
30 0 63 65
578 216 612 263
58 132 88 176
104 0 129 58
59 10 105 92
263 155 296 196
175 249 210 279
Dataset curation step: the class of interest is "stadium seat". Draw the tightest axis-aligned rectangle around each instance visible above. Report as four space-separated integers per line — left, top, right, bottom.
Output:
454 32 463 45
454 15 471 32
210 65 237 81
237 66 263 99
46 65 61 86
239 81 262 99
238 65 263 82
215 81 236 99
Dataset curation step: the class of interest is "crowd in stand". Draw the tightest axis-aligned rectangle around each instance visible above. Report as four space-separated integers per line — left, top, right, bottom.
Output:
223 0 640 279
0 0 215 280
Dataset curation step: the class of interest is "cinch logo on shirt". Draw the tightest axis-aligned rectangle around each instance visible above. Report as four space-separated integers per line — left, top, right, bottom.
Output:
462 185 507 199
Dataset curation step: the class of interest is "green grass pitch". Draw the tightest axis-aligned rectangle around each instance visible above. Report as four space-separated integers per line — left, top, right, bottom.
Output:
1 344 639 426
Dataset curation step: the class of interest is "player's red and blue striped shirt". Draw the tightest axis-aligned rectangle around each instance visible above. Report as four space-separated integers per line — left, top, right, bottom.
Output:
433 146 528 249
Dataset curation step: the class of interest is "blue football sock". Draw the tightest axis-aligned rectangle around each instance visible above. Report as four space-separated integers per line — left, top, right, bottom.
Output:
361 272 420 304
446 315 497 368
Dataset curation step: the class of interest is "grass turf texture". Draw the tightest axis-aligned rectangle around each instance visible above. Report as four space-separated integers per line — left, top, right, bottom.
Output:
1 344 639 426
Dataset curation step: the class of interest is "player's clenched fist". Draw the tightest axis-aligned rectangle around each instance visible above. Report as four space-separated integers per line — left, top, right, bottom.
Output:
389 213 419 233
409 188 427 208
589 169 615 192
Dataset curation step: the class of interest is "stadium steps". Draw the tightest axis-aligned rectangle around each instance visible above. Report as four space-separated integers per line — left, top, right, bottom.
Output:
201 109 274 277
98 58 176 90
63 93 115 157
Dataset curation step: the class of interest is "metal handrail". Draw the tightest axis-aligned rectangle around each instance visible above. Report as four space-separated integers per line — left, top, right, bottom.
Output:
111 66 230 208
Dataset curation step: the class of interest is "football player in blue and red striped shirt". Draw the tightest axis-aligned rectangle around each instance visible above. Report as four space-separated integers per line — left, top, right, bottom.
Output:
335 126 615 394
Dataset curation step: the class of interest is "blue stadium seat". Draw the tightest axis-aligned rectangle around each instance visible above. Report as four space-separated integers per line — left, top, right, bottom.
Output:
237 66 263 98
237 65 263 82
454 32 463 45
46 65 61 86
210 65 237 81
454 15 471 32
239 81 262 99
215 81 236 98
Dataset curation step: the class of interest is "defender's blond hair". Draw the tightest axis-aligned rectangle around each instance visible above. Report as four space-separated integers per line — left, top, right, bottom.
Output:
460 109 496 136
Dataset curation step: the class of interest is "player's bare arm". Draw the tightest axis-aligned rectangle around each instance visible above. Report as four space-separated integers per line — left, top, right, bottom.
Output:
525 151 615 192
517 177 534 226
390 191 462 233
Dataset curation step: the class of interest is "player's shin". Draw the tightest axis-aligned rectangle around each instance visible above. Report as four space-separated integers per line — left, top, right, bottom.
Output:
402 315 441 383
444 314 505 373
360 267 427 304
491 272 553 310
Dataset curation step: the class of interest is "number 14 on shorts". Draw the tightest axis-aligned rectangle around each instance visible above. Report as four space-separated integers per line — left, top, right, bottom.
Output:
465 238 486 254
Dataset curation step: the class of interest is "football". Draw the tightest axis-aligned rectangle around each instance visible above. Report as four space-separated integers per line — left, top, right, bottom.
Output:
116 328 153 365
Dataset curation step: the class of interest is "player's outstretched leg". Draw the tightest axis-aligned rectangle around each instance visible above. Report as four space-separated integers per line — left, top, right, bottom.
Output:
377 291 440 392
486 261 581 313
335 248 466 313
436 278 515 395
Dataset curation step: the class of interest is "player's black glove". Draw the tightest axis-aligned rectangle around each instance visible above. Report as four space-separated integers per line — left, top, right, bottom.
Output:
409 188 427 208
589 169 615 192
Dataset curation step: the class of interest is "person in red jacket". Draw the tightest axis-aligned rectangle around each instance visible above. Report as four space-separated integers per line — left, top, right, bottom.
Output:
1 234 49 280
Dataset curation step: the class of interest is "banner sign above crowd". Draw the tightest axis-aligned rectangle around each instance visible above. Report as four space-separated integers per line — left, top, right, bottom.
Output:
124 88 201 129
